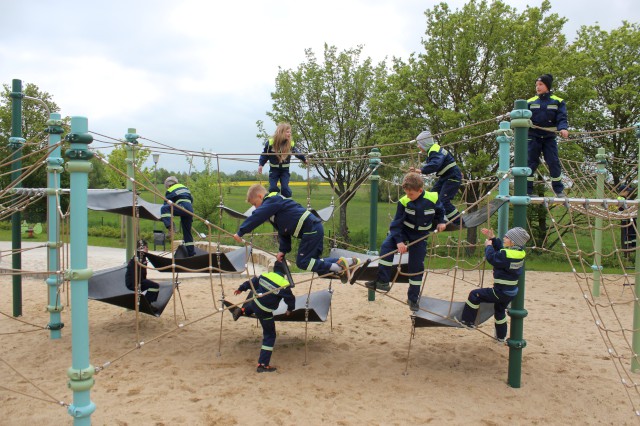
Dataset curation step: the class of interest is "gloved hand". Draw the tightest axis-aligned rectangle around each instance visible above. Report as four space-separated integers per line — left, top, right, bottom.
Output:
234 289 242 296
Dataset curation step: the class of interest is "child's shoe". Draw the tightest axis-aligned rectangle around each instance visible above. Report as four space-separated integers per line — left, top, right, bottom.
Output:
365 280 391 292
232 307 244 321
408 299 420 312
455 317 476 328
256 364 277 373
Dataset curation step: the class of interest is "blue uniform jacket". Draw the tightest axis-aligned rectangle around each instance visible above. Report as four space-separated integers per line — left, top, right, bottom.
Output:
485 237 526 296
528 91 568 139
420 143 461 179
237 193 320 253
165 183 193 206
389 191 445 244
238 272 296 313
259 139 307 168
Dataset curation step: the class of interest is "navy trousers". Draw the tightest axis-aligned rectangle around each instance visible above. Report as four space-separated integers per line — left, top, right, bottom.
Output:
269 167 292 198
527 136 563 195
244 303 277 366
160 202 195 256
296 221 339 275
460 287 515 340
432 177 461 224
377 233 427 303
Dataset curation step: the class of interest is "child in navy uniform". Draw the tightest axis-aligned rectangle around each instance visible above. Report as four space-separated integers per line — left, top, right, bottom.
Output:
160 176 195 256
411 129 462 226
125 239 160 311
232 184 358 281
459 227 530 342
258 122 307 198
232 262 296 373
366 173 446 311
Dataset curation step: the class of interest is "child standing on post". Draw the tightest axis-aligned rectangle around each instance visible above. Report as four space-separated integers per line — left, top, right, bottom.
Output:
258 122 308 198
232 184 359 282
365 172 446 311
459 227 530 342
231 261 295 373
410 129 462 226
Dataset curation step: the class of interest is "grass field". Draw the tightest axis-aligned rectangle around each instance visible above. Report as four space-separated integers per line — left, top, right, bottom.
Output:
2 182 634 274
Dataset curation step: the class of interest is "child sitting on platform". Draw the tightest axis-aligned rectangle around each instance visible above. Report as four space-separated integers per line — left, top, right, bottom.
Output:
459 227 530 342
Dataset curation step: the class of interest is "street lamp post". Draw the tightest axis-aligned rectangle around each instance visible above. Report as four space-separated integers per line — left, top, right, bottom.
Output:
152 153 160 231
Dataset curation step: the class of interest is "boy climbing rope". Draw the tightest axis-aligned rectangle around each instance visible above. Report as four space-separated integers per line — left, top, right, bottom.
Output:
365 172 446 311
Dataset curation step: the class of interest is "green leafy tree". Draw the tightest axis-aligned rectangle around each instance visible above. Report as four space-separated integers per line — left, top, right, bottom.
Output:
103 143 152 189
372 0 567 245
0 82 65 222
263 44 387 240
185 153 224 231
564 21 640 185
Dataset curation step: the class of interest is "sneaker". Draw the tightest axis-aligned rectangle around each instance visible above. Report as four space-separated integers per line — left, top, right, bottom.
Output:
256 364 277 373
456 317 476 328
232 307 244 321
555 191 567 198
496 337 507 344
336 257 350 283
365 280 391 292
408 299 420 312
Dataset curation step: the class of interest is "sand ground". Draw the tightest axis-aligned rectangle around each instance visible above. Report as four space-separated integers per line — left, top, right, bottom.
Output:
1 242 639 425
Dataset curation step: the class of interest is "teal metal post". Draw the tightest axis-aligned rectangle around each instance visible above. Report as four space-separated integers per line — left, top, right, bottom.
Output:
631 123 640 372
45 114 65 338
65 117 96 424
124 128 139 260
592 148 606 296
496 121 512 237
368 148 381 301
9 79 25 317
507 99 532 388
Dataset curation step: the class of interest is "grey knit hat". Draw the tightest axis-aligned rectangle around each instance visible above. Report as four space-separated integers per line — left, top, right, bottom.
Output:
164 176 179 188
505 227 530 247
416 129 435 151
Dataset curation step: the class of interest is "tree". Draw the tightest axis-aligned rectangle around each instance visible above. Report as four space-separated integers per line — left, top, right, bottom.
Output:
371 0 568 246
184 153 224 232
263 44 387 240
564 21 640 185
103 143 152 189
0 82 64 221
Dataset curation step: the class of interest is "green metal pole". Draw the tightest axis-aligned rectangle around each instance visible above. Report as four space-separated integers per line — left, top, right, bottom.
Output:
65 116 96 424
9 79 25 317
496 121 512 238
507 99 532 388
592 148 606 296
124 128 139 261
631 123 640 372
45 114 65 338
368 148 381 302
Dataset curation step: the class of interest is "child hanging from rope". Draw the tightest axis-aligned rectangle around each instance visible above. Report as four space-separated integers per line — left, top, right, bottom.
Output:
258 122 308 198
231 261 295 373
232 184 360 283
409 129 462 226
365 172 446 311
125 239 161 313
458 227 530 342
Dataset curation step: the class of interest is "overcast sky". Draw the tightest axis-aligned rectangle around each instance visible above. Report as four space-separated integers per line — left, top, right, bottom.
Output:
2 0 638 174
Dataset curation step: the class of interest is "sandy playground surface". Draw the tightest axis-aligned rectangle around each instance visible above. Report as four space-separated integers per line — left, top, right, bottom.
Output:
1 242 639 425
